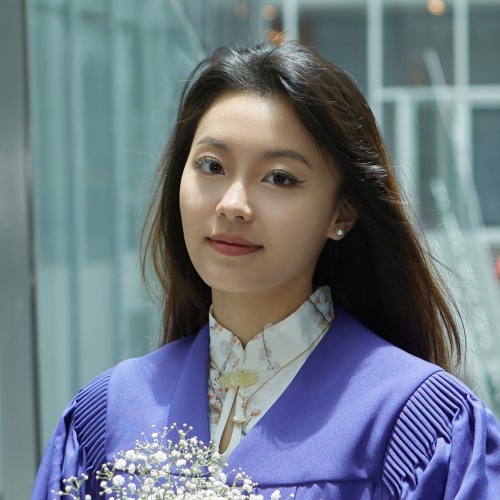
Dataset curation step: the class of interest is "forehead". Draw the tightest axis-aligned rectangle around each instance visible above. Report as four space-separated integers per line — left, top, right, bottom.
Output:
193 91 318 151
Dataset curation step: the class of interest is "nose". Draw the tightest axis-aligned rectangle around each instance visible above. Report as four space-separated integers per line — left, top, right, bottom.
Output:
215 182 253 221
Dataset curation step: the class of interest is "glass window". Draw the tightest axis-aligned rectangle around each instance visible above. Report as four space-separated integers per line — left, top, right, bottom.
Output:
470 4 500 84
301 6 367 91
473 108 500 225
384 4 454 86
418 103 442 225
181 0 267 50
27 0 204 450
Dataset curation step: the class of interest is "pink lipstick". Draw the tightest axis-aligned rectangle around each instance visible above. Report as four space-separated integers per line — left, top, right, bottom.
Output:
207 234 263 256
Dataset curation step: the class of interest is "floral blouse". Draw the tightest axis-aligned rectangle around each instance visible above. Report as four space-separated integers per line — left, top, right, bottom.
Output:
208 286 334 460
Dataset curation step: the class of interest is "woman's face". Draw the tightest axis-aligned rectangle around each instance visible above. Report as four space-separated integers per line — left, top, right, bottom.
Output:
179 92 344 303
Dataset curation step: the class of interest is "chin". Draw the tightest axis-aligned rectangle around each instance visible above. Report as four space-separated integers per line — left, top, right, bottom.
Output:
207 283 256 295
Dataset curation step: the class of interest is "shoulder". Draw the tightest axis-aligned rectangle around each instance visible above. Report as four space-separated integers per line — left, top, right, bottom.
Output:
71 334 200 462
111 334 198 384
331 307 442 389
331 310 500 496
382 370 500 497
76 334 198 402
105 334 200 411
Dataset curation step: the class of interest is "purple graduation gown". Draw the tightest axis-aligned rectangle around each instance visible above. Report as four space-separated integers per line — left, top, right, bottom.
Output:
32 308 500 499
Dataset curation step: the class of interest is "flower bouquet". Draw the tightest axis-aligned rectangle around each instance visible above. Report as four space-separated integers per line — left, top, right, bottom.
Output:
56 424 275 499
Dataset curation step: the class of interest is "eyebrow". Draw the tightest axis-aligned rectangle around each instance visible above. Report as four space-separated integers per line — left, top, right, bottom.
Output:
195 136 312 169
196 137 228 150
263 149 312 169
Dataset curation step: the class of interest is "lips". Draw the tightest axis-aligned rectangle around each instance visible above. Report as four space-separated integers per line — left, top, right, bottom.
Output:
207 234 263 256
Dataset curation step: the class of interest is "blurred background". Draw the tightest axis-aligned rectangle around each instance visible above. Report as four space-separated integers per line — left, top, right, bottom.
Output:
1 0 500 498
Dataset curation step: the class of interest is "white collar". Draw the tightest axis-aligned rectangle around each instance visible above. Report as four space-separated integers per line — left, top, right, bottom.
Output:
209 286 334 374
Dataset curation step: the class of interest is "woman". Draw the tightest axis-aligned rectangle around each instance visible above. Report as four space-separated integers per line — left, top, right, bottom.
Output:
33 42 500 499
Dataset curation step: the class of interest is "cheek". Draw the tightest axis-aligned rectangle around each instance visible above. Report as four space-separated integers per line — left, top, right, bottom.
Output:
270 202 334 246
179 168 190 209
179 175 198 242
179 168 218 213
179 170 201 218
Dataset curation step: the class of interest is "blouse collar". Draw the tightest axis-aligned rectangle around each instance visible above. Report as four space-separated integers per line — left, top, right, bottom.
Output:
209 286 334 373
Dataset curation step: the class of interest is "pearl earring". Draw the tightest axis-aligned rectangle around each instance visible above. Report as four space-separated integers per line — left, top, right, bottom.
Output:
336 228 345 238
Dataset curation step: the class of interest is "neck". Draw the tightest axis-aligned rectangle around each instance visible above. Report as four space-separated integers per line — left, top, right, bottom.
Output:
211 285 313 347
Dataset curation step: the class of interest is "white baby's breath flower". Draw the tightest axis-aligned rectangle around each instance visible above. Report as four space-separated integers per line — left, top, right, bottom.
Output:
58 424 275 499
114 458 127 470
112 474 125 486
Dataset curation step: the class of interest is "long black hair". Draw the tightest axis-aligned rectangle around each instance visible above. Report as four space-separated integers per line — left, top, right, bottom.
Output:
142 41 462 372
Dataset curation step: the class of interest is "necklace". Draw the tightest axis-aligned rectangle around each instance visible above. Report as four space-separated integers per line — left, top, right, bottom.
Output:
228 321 332 425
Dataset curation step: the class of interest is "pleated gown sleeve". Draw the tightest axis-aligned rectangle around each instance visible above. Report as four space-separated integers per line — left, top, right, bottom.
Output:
382 370 500 499
31 369 112 500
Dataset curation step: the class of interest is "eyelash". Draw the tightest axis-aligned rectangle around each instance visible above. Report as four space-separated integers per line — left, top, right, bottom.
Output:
262 170 305 188
193 157 305 188
193 157 224 175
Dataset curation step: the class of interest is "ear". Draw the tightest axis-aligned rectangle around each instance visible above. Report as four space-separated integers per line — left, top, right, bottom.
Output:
327 198 358 241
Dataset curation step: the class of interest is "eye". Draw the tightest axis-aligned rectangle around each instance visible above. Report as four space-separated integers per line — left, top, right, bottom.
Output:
193 157 224 175
263 170 304 187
